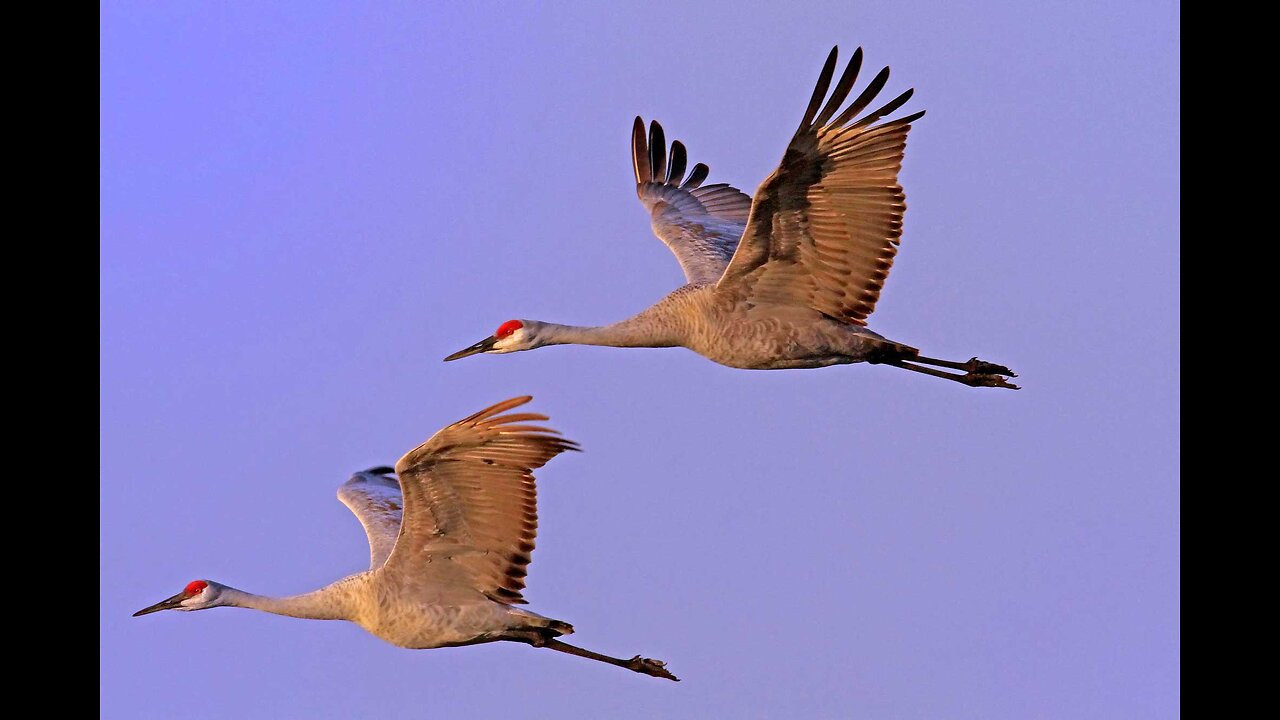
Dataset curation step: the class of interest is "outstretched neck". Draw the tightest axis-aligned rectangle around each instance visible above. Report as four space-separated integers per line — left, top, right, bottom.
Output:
220 582 355 621
538 306 686 349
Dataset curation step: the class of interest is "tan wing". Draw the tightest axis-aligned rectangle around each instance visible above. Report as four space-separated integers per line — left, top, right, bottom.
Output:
718 46 925 324
382 397 579 605
632 117 752 285
337 468 404 570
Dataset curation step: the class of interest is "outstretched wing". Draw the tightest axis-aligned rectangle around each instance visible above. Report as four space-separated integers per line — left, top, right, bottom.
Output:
337 468 404 570
632 117 752 285
718 46 925 325
382 397 579 605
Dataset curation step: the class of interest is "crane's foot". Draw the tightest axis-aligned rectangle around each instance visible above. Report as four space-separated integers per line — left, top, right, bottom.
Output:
961 372 1020 390
959 357 1019 389
626 655 680 681
962 357 1017 377
889 357 1020 390
902 353 1020 389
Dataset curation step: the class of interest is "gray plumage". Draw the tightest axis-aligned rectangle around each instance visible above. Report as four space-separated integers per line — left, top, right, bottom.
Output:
633 119 752 285
446 46 1017 389
134 397 678 681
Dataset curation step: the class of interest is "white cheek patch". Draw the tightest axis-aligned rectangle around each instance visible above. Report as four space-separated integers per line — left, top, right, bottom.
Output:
493 330 526 353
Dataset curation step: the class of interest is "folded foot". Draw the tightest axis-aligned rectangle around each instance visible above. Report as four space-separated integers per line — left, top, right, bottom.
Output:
626 655 680 681
962 372 1020 390
891 355 1020 389
963 357 1017 377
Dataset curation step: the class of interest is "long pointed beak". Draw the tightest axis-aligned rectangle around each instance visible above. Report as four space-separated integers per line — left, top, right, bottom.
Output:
444 335 498 362
133 592 187 617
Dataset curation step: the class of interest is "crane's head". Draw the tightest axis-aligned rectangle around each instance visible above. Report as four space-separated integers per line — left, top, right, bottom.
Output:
133 580 225 616
444 319 542 361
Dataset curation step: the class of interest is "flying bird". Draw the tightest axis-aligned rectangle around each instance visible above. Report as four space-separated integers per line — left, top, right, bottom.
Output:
446 46 1017 389
134 397 678 681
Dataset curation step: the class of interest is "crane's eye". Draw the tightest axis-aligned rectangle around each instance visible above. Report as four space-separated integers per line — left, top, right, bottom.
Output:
495 320 523 339
184 580 208 596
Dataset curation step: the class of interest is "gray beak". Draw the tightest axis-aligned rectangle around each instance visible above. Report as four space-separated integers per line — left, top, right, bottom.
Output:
444 336 498 362
133 591 187 617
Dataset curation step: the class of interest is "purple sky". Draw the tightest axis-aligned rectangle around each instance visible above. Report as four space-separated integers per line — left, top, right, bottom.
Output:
101 2 1179 717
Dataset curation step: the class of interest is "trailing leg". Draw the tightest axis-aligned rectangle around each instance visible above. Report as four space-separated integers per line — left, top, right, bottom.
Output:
914 354 1017 378
885 358 1020 389
508 633 679 680
541 639 678 681
866 339 1018 389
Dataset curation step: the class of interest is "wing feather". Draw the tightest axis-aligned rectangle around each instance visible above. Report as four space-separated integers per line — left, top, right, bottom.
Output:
382 397 579 605
632 116 751 285
718 46 924 325
337 470 405 570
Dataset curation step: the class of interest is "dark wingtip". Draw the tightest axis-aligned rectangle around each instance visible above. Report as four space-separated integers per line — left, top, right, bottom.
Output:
830 64 892 128
632 117 651 187
681 163 710 189
851 86 917 129
799 46 841 131
648 120 667 182
363 466 396 476
667 140 688 185
815 45 868 129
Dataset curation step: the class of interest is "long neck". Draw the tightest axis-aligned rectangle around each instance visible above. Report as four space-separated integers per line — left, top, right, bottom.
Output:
538 300 688 349
220 583 354 621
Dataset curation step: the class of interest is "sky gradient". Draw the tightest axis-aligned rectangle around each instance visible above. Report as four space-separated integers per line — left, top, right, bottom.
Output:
101 2 1179 717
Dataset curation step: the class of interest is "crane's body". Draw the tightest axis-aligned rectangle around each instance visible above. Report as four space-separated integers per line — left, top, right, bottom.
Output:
197 573 561 649
134 398 677 681
446 46 1018 389
528 284 899 370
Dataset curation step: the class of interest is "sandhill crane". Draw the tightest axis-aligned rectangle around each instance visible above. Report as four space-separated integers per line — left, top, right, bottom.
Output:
133 397 678 681
446 46 1017 389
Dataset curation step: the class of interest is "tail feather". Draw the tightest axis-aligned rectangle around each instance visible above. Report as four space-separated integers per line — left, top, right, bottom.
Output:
546 620 575 637
865 336 919 364
504 604 575 638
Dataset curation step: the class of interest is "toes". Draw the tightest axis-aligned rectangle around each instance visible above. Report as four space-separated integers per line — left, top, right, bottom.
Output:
628 656 680 681
643 660 679 681
967 357 1017 377
964 373 1020 390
